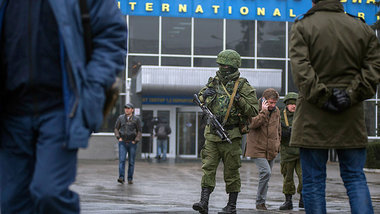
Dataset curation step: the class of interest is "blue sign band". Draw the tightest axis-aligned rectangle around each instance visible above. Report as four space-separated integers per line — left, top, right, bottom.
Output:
118 0 379 25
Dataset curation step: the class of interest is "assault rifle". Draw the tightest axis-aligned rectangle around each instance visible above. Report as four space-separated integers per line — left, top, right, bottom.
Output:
193 94 232 144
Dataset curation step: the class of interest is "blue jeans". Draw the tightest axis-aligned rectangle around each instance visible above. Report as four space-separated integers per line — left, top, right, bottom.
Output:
0 108 79 214
300 148 373 214
253 158 274 205
156 138 168 160
118 141 137 181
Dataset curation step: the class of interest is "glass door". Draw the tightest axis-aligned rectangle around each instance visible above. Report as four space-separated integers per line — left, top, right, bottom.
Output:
141 105 176 159
177 112 196 157
177 107 203 158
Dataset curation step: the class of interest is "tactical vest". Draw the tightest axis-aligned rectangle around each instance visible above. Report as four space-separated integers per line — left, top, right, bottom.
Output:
205 76 248 130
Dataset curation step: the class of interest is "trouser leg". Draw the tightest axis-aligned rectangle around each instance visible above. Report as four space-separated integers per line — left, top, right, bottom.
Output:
162 139 168 159
295 159 302 194
127 143 137 181
1 114 35 214
201 140 220 189
118 141 127 179
253 158 273 205
221 138 242 193
281 161 296 195
1 109 80 214
337 149 373 214
156 140 161 157
300 148 327 214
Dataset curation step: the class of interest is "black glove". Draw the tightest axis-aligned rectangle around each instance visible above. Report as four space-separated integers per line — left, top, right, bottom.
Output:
332 88 351 111
323 99 339 112
323 88 351 112
203 88 216 99
234 92 241 102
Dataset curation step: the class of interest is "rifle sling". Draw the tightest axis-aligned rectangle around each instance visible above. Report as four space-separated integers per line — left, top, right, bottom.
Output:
222 78 241 125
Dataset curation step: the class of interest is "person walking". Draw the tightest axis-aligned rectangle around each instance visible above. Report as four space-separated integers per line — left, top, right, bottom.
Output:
114 103 142 184
245 88 281 211
192 49 259 214
289 0 380 213
154 118 171 161
279 92 303 210
0 0 126 213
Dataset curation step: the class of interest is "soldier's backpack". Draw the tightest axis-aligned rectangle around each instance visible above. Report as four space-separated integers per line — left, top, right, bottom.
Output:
157 125 167 139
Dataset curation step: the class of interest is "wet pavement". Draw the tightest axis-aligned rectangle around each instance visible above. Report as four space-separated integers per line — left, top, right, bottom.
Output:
71 159 380 213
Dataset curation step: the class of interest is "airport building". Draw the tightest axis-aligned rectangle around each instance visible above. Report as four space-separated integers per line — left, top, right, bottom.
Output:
85 0 380 159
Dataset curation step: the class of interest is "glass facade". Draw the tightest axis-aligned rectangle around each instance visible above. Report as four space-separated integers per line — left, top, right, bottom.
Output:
99 15 380 143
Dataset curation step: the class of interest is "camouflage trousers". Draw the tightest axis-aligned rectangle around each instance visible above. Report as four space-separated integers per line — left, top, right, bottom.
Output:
281 159 302 195
200 138 242 193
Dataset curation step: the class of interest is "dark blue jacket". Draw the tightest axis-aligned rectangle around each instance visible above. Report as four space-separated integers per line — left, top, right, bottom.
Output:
0 0 127 149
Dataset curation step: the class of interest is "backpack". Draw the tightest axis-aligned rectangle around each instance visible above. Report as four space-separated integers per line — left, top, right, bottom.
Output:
157 125 167 139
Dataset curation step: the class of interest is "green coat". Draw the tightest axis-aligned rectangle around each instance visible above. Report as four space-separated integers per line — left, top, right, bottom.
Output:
199 71 259 142
289 0 380 149
280 108 299 162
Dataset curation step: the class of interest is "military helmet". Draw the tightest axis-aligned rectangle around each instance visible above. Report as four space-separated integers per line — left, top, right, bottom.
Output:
216 49 241 69
284 92 298 104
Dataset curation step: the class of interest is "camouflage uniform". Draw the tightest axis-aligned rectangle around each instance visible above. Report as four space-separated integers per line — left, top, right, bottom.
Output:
280 93 302 196
199 51 258 193
193 50 258 214
279 92 303 210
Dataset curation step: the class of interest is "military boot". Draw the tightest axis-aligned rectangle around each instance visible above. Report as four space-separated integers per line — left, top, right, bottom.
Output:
299 194 304 208
193 187 213 214
279 194 293 210
218 192 238 214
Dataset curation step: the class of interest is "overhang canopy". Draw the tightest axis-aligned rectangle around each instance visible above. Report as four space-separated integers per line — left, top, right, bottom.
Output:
136 66 282 96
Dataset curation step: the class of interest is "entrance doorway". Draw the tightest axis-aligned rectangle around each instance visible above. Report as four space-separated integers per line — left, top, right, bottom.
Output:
141 105 206 159
176 107 206 158
141 106 176 159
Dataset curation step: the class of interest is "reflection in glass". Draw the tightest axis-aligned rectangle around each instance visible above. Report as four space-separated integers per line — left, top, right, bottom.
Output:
194 58 217 67
194 19 223 55
128 56 158 77
287 61 298 93
141 110 154 154
129 16 159 54
100 95 126 132
365 101 376 136
162 57 191 66
257 60 285 95
226 20 255 57
157 111 170 154
162 17 191 54
142 110 154 134
178 112 196 155
241 59 255 68
257 21 286 58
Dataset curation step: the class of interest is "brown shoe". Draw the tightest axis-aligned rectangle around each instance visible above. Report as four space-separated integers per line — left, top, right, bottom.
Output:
256 203 267 210
128 180 133 184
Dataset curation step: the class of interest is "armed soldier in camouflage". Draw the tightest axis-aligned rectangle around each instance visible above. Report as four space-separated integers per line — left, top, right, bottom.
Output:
192 49 259 214
279 92 303 210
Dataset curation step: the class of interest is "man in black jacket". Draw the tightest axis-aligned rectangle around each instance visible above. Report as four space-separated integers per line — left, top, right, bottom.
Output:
154 118 171 161
114 103 142 184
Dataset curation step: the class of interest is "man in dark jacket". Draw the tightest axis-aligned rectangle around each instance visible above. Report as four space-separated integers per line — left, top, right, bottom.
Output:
154 118 171 161
289 0 380 213
279 92 303 210
0 1 126 213
114 103 142 184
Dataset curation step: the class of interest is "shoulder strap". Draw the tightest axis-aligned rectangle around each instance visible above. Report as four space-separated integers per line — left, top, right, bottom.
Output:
79 0 93 63
283 109 289 127
222 78 241 125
